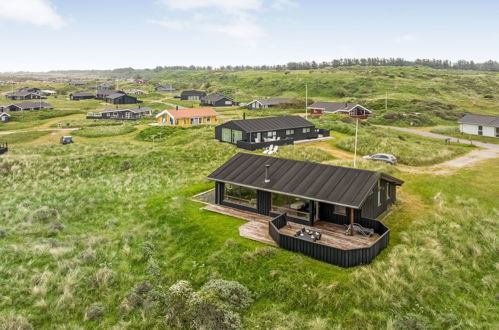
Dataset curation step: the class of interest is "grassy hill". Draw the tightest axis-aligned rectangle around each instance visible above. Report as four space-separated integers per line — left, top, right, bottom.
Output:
0 66 498 328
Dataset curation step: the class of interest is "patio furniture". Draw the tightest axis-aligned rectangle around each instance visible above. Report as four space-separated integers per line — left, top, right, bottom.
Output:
345 223 374 237
295 227 322 242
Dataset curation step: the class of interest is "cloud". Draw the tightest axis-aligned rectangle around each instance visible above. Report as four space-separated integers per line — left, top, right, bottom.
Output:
153 0 280 45
272 0 298 10
0 0 65 29
394 34 415 43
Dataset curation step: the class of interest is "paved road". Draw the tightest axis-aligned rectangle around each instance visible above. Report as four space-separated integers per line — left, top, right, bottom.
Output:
376 125 499 150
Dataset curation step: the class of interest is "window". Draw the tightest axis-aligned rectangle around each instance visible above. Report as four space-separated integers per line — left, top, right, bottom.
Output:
478 125 483 135
206 117 210 123
286 129 294 135
496 127 499 138
303 127 311 133
333 205 346 216
190 117 201 125
377 181 382 206
386 182 390 200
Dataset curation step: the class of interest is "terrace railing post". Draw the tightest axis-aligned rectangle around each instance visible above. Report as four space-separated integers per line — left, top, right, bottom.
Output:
349 208 354 236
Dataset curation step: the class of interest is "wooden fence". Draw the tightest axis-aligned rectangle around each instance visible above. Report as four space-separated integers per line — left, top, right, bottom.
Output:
268 214 390 268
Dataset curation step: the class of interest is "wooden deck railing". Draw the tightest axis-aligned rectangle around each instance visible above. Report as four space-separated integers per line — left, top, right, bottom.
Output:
268 213 390 268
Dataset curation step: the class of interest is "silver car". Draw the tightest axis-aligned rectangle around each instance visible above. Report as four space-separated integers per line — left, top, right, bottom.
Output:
363 153 397 165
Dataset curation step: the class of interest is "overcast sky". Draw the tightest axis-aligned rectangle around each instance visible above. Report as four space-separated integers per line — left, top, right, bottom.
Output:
0 0 498 72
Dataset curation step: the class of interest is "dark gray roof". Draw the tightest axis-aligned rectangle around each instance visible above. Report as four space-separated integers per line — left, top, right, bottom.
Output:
101 107 151 114
458 114 499 128
308 101 358 112
71 92 94 97
223 115 314 132
96 89 119 96
10 102 54 109
6 91 39 97
252 98 292 106
202 93 233 102
181 90 206 97
208 153 403 209
106 92 127 99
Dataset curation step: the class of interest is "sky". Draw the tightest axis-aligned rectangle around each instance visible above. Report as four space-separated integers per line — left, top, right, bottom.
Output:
0 0 498 72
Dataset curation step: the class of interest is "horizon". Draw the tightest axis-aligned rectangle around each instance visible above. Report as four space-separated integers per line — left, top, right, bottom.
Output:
0 0 498 72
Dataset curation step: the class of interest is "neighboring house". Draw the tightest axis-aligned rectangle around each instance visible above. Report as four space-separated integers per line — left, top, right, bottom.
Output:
201 93 234 107
5 91 45 100
125 89 146 95
135 79 147 84
155 84 175 92
155 107 218 126
180 90 207 101
207 153 403 267
4 102 54 111
69 81 87 86
96 82 114 90
104 92 140 105
307 101 372 116
17 87 41 93
87 107 152 120
95 89 120 100
70 92 95 101
0 112 10 122
40 90 57 96
215 115 329 150
458 114 499 138
246 98 292 110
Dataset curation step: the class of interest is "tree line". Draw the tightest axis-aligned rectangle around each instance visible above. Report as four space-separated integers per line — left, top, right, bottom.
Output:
145 58 499 72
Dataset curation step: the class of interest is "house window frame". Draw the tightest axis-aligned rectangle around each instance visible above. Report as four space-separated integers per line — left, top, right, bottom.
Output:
286 129 294 135
377 181 382 206
478 125 483 135
303 127 311 133
496 127 499 138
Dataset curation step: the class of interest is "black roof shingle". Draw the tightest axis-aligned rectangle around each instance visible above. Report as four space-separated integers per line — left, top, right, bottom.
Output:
208 153 403 209
222 115 314 132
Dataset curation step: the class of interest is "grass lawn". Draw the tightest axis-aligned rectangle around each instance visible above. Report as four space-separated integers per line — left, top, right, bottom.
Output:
0 130 51 144
73 125 137 138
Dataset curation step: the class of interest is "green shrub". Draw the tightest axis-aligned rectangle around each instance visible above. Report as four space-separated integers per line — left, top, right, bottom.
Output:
1 130 50 144
136 126 185 142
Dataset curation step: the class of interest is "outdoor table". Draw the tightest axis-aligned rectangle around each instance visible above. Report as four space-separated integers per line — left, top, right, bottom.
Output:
295 228 322 242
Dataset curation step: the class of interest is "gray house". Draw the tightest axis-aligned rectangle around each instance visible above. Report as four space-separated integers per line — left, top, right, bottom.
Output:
307 101 372 116
458 114 499 138
87 107 152 120
0 112 10 122
180 90 207 101
246 98 292 110
215 115 329 150
5 102 54 111
201 93 234 107
104 93 140 105
70 92 95 100
5 91 45 101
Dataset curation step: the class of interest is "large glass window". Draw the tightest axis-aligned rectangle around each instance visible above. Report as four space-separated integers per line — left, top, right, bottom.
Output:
303 127 311 133
272 194 309 220
286 129 294 135
225 184 257 207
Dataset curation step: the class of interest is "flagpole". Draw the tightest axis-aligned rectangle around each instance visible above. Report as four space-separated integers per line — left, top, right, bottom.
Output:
354 118 359 168
305 84 308 119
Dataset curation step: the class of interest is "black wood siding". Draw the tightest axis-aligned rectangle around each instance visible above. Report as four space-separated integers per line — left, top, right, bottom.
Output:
256 190 271 215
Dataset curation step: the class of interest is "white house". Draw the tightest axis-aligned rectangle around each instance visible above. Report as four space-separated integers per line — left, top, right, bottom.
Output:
458 114 499 138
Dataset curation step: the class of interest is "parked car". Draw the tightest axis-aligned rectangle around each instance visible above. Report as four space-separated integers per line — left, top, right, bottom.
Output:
363 153 397 165
60 136 73 145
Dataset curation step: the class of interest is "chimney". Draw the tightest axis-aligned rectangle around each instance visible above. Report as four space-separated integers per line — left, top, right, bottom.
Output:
264 164 270 183
243 112 246 120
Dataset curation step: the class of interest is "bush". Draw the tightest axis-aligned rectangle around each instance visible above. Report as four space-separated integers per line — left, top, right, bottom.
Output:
84 303 105 321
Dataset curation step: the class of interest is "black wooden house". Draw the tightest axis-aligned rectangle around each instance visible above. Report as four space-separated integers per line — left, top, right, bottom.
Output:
180 90 207 101
70 92 95 100
200 93 234 107
207 153 404 267
215 115 328 150
104 92 140 105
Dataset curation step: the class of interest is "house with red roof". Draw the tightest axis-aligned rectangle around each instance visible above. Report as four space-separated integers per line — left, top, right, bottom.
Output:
155 107 219 126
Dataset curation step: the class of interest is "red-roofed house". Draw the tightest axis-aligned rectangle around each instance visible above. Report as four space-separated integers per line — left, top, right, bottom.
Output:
155 107 219 126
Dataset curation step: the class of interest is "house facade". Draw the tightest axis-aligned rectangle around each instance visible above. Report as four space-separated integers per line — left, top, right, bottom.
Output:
207 153 403 267
0 112 10 122
215 115 328 150
201 93 234 107
4 102 54 111
70 92 95 100
180 90 207 101
5 91 45 101
104 93 140 105
307 101 372 116
458 114 499 138
87 107 152 120
246 98 292 110
155 107 218 127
